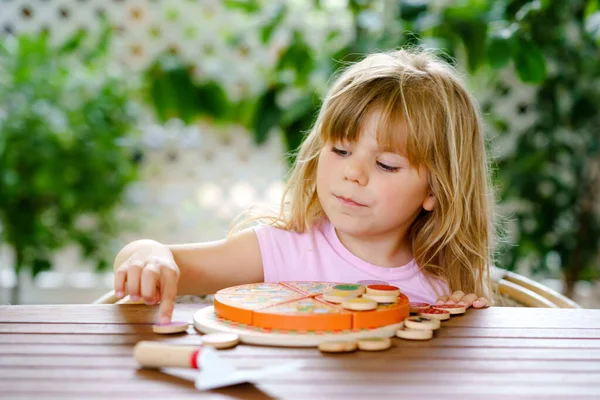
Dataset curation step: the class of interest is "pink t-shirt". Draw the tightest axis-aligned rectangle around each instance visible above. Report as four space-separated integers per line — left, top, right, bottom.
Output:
253 220 448 304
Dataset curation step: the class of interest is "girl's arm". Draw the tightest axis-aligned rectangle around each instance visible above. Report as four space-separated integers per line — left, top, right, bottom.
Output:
113 228 264 323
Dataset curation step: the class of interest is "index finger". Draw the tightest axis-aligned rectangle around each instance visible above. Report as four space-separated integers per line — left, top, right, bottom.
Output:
157 269 178 324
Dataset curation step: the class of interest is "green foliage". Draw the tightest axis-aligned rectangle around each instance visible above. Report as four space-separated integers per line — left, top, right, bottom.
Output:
0 26 141 282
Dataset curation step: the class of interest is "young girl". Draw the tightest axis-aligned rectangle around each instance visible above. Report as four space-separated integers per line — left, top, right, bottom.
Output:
114 48 495 324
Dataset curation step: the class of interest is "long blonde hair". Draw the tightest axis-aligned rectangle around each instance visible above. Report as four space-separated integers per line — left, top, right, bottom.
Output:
233 48 495 298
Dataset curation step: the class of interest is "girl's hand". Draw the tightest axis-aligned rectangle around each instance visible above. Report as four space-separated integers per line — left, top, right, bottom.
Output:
435 291 489 309
114 243 180 324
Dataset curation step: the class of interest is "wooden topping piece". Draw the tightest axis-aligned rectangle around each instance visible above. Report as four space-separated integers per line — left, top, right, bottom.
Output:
201 332 240 349
404 316 441 330
322 290 360 304
152 321 189 335
366 285 400 297
410 302 431 313
431 304 467 315
333 283 366 296
318 340 358 353
396 327 433 341
362 293 398 304
357 337 392 351
341 298 378 311
419 308 451 320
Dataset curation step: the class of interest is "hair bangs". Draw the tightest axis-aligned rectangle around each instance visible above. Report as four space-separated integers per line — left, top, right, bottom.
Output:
320 76 434 167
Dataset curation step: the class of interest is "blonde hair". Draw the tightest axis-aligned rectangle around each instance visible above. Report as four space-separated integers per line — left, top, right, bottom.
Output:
233 48 495 299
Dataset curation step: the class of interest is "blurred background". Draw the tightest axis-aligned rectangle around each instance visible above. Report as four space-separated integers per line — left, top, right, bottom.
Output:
0 0 598 307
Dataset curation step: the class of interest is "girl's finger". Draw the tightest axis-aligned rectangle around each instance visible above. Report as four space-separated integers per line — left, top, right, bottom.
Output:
456 293 478 308
435 295 449 305
114 261 130 299
140 263 161 304
126 260 145 301
473 297 489 308
157 266 180 325
446 290 465 304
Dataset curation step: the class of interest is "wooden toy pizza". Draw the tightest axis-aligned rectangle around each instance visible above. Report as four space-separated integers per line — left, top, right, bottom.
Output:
193 281 409 347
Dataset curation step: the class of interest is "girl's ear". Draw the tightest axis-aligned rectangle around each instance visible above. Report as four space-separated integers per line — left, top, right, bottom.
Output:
422 194 436 211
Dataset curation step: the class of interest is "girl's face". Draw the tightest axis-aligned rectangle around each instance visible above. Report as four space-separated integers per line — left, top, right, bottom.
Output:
316 109 436 241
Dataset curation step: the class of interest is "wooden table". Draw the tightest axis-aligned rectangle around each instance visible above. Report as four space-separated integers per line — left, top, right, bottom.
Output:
1 303 600 400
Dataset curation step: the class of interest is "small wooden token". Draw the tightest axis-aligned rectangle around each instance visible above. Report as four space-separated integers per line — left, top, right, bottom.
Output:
431 304 467 315
318 340 358 353
322 290 359 304
366 284 400 297
357 337 392 351
152 321 189 335
341 297 378 311
404 316 441 330
201 332 240 349
410 302 431 313
396 327 433 341
333 284 366 296
419 308 451 321
362 293 398 303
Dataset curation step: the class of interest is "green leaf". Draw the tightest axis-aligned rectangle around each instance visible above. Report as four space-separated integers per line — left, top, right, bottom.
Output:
277 34 315 85
514 38 546 83
58 28 87 54
253 88 281 145
224 0 260 13
486 27 515 69
32 258 52 277
260 4 286 43
197 81 230 120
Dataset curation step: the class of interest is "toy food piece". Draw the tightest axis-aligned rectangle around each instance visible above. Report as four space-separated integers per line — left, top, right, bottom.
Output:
341 298 378 311
333 283 366 297
201 332 240 349
318 340 358 353
362 293 398 303
357 337 392 351
366 285 400 297
396 327 433 340
404 316 441 330
431 304 467 315
410 302 431 313
153 321 189 334
322 290 360 304
419 308 451 321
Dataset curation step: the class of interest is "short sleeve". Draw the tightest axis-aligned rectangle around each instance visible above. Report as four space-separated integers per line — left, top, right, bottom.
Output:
251 225 287 283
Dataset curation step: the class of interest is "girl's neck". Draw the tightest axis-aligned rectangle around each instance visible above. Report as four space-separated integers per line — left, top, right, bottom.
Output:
334 227 414 268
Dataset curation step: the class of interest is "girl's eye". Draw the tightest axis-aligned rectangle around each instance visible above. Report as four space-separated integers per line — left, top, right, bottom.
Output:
377 162 399 172
332 147 349 156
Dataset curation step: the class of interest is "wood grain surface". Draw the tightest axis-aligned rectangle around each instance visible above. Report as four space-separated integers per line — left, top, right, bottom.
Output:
1 303 599 399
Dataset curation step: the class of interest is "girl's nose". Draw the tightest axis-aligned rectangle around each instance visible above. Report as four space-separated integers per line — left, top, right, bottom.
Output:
343 158 368 186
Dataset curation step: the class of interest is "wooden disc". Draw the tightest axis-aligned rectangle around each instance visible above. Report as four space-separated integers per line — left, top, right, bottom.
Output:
332 284 366 297
357 337 392 351
366 285 400 297
152 321 189 335
341 298 378 311
431 304 467 315
322 290 359 304
318 340 358 353
419 308 451 320
396 327 433 341
404 316 441 331
362 293 398 304
201 332 240 349
410 302 431 313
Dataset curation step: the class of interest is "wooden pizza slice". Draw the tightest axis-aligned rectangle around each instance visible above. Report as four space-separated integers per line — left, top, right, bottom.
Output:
252 297 353 331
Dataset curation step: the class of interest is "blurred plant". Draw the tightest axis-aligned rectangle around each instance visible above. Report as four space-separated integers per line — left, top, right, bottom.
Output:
0 24 141 303
136 0 599 295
